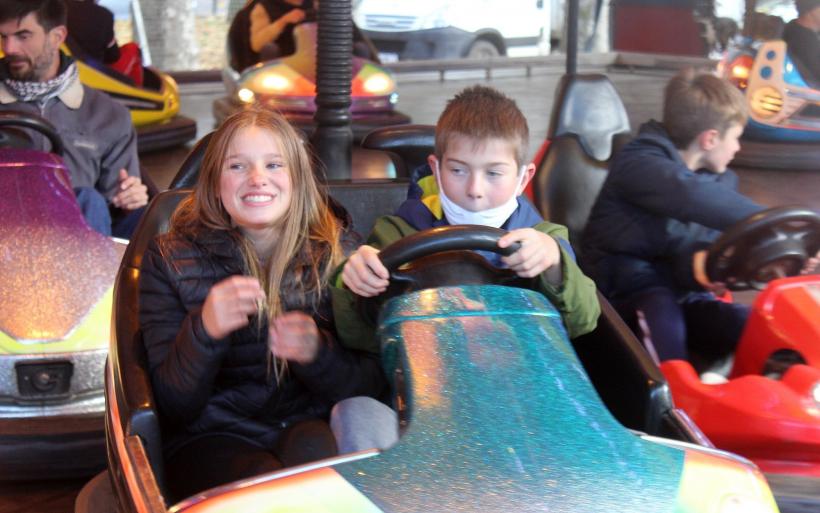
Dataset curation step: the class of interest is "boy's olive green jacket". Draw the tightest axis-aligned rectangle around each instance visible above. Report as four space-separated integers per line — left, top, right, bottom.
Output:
331 215 601 354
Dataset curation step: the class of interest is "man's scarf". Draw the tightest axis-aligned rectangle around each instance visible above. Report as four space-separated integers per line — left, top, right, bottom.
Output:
2 54 78 104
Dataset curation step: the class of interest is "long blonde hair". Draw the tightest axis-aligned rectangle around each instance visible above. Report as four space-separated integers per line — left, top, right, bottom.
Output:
168 108 343 378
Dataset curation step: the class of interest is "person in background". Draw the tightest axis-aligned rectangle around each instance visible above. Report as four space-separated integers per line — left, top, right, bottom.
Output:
228 0 308 71
65 0 143 85
0 0 147 237
582 69 819 366
228 0 374 72
783 0 820 84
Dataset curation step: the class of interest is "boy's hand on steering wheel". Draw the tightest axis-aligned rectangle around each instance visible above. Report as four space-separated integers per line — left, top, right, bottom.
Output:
269 311 320 365
692 250 728 296
499 228 563 284
801 250 820 275
342 244 389 297
201 276 265 339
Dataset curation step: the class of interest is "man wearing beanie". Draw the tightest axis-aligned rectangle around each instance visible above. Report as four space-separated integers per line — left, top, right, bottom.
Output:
783 0 820 84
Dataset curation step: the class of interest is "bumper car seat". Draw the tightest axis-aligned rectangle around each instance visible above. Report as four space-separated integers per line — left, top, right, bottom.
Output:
533 73 632 248
361 124 435 178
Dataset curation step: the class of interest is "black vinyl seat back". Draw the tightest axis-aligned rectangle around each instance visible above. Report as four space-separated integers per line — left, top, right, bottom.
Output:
534 74 632 248
531 76 705 444
572 293 693 440
109 188 190 501
361 124 435 178
168 132 214 190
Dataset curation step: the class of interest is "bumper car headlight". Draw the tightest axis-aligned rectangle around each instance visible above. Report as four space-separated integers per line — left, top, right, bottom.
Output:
750 86 784 119
261 74 292 92
363 73 393 94
237 88 255 104
811 382 820 404
725 54 753 89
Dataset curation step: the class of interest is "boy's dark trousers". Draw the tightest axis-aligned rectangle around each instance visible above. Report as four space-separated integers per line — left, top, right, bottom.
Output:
613 286 750 364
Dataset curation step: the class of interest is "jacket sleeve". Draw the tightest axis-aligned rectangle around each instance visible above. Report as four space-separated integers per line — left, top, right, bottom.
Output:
138 238 231 425
97 101 140 203
290 329 387 402
611 148 763 230
330 215 414 353
532 222 600 339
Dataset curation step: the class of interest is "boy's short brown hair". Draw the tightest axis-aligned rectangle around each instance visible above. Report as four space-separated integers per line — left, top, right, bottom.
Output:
435 85 529 166
663 69 749 149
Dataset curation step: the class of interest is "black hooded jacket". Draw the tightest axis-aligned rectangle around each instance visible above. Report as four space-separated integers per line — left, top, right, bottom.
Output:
581 121 763 300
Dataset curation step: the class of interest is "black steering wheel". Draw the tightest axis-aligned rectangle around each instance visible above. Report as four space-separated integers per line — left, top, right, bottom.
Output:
360 225 525 321
0 110 64 155
706 206 820 290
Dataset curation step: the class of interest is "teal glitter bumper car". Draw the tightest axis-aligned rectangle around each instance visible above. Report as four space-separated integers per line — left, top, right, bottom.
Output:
92 195 781 511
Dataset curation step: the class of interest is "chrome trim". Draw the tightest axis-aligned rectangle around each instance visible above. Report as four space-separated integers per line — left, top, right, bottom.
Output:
785 86 820 103
639 432 758 468
107 361 165 513
0 393 103 418
669 407 715 448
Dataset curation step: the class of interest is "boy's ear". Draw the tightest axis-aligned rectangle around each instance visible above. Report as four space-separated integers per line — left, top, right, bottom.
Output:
698 128 720 151
427 154 439 174
518 163 536 195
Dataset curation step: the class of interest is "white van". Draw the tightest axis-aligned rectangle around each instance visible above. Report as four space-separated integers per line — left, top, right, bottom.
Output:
352 0 552 61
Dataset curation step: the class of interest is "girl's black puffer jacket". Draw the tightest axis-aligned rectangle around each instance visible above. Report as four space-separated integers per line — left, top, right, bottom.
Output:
138 228 386 455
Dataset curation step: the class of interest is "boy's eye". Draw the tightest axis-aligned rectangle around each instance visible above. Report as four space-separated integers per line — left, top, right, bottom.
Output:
448 167 466 176
487 170 504 178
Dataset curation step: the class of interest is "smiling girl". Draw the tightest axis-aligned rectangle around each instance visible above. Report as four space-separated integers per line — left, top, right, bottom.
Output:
138 108 388 501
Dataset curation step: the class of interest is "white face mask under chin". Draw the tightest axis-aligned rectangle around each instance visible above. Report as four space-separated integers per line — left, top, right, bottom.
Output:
436 165 526 228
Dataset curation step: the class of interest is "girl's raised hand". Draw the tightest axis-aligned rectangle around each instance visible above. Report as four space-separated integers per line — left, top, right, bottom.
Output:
268 311 321 365
201 276 266 339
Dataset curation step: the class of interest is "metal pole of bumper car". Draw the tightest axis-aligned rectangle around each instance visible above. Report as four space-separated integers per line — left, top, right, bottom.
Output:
311 0 353 180
566 0 579 75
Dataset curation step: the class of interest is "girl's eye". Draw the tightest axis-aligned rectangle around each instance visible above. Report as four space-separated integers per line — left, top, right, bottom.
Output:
227 162 245 172
266 162 283 170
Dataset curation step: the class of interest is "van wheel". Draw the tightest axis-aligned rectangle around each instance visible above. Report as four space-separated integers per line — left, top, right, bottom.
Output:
466 40 500 59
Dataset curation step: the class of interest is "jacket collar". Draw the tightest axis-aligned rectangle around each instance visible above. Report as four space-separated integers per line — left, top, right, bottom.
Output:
0 64 84 109
192 227 248 274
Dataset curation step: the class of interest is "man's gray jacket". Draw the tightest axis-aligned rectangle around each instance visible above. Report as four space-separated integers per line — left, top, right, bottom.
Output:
0 66 139 202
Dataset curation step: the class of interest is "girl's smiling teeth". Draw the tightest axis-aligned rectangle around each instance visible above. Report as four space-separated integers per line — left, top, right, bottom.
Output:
243 193 275 203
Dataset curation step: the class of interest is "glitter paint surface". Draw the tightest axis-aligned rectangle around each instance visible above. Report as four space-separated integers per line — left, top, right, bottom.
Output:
0 152 120 343
337 285 685 513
